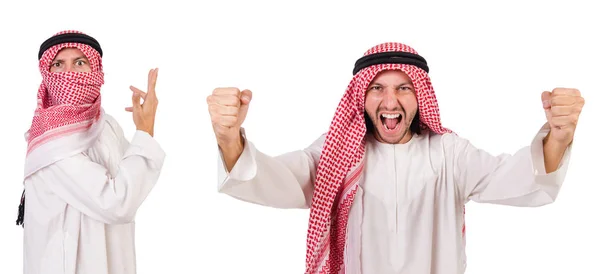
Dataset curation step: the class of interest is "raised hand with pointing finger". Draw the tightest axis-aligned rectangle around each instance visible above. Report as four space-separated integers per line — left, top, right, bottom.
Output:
126 68 159 137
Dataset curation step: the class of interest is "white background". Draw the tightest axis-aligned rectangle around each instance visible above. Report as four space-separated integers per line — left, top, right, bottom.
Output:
1 0 598 273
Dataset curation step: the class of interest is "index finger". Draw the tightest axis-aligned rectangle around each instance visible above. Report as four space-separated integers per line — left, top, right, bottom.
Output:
212 87 241 96
147 68 159 98
551 88 580 97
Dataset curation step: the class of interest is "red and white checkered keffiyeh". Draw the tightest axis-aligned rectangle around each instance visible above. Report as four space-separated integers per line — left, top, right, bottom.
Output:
24 30 105 177
304 42 461 273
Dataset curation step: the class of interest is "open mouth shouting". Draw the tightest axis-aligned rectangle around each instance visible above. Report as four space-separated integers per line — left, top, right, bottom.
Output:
380 112 404 133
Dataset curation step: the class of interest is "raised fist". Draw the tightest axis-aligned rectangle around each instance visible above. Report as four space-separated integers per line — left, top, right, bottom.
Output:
542 88 584 146
207 87 252 149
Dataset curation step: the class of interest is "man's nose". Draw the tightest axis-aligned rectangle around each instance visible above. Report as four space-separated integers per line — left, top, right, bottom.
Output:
382 89 399 108
63 64 74 72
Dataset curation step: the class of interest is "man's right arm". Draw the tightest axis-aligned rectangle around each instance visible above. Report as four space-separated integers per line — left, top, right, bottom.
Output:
217 128 325 209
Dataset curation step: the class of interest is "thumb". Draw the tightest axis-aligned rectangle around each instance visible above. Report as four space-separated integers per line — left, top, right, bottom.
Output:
541 91 552 109
240 89 252 106
541 91 552 124
237 89 252 125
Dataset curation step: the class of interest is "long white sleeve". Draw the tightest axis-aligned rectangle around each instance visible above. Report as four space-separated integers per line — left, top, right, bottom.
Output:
449 123 572 206
29 130 166 224
217 129 325 209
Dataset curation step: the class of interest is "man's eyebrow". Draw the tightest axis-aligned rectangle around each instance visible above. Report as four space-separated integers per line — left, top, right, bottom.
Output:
74 56 89 61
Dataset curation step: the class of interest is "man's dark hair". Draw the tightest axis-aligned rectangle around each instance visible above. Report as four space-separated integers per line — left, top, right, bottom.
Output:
364 110 422 135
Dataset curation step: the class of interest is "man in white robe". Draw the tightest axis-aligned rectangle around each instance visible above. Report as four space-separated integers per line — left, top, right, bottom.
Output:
208 42 584 274
18 30 166 274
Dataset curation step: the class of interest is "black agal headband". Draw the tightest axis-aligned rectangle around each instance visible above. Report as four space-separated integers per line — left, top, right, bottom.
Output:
352 51 429 75
38 33 103 60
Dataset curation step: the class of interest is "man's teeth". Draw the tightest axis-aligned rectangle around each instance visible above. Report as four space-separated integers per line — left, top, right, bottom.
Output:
382 113 400 119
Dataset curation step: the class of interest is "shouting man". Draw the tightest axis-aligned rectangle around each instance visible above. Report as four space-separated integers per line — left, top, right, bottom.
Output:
18 30 166 274
208 42 584 274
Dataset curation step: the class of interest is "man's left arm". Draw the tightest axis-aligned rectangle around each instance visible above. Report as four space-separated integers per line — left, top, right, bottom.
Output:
454 88 584 206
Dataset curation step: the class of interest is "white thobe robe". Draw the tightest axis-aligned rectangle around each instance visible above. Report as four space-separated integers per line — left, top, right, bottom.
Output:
217 124 571 274
23 114 166 274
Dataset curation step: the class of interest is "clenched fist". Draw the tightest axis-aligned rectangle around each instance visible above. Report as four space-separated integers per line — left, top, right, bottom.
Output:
542 88 585 146
207 87 252 170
